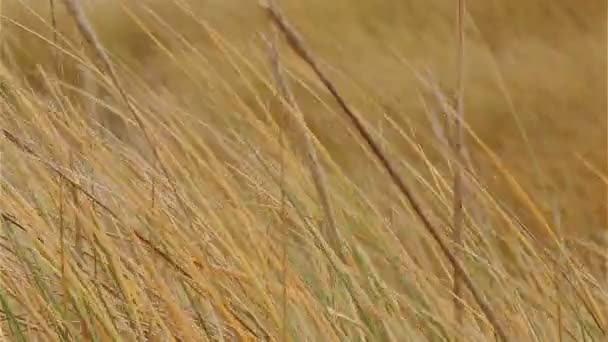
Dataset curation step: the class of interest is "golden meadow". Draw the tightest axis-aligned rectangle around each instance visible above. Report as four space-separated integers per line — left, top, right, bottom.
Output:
0 0 605 340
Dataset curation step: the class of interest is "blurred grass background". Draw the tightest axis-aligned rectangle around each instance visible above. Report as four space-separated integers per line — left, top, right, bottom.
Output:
0 0 606 340
7 0 605 236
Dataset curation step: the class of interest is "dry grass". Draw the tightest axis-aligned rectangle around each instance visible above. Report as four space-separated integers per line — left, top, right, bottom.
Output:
0 0 605 340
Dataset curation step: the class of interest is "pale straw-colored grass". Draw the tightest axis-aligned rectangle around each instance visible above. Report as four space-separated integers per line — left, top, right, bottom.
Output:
0 0 605 340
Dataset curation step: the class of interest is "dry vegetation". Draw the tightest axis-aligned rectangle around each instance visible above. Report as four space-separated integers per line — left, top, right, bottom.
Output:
0 0 606 340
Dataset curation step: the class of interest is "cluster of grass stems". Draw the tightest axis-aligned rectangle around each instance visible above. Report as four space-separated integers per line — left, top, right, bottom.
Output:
0 0 606 341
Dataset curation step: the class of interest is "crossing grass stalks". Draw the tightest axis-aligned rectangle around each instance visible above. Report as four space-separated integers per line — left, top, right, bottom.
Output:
0 0 605 340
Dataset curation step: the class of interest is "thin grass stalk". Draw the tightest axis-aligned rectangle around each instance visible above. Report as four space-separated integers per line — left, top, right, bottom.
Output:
262 19 350 328
79 64 98 135
48 0 60 74
553 199 564 342
262 2 509 341
452 0 467 333
265 27 291 341
264 25 347 266
264 22 349 334
49 0 56 43
605 7 608 287
58 176 66 309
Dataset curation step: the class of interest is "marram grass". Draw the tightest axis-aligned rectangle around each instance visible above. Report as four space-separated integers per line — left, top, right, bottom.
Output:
0 0 605 341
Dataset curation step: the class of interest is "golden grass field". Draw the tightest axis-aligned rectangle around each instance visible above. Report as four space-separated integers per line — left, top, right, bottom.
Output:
0 0 606 340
